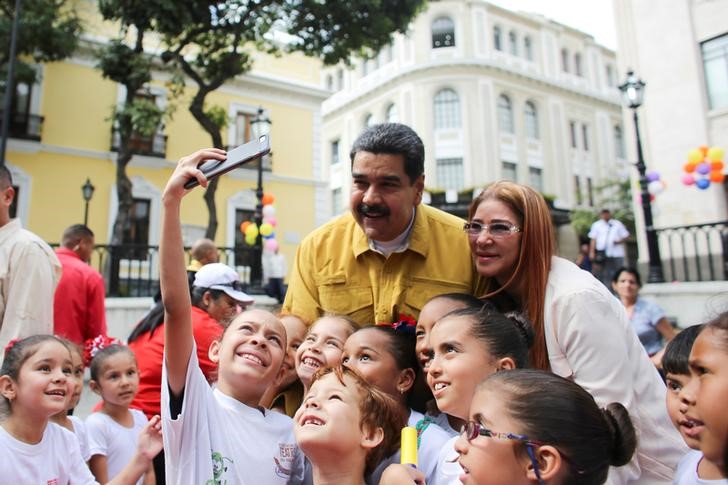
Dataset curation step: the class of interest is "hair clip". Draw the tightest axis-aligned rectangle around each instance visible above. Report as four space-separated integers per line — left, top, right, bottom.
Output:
375 313 417 334
83 335 122 366
3 338 20 355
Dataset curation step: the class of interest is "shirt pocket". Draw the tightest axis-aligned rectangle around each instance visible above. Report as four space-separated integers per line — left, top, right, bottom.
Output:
317 275 373 324
401 277 472 317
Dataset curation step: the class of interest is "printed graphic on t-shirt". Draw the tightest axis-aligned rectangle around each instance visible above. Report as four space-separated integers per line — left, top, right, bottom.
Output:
207 450 233 485
275 443 298 478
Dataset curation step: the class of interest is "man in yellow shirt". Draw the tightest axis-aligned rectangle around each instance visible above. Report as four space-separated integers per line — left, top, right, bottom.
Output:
282 123 484 326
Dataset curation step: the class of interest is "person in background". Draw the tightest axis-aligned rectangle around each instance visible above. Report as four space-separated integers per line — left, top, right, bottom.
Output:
263 246 288 304
575 240 592 273
53 224 107 345
612 267 677 367
0 165 62 355
186 238 219 288
589 208 630 288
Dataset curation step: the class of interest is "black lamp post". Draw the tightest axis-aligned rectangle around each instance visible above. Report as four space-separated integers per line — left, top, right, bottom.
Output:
249 107 270 287
81 178 95 226
618 70 664 283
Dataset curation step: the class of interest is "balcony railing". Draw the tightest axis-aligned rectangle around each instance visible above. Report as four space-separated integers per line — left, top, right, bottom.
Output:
656 221 728 282
0 111 43 141
111 130 167 158
52 244 264 297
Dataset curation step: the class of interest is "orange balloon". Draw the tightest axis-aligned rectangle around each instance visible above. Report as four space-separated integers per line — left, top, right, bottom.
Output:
700 145 709 156
710 171 725 183
262 193 275 205
684 162 697 173
240 221 251 234
710 161 725 171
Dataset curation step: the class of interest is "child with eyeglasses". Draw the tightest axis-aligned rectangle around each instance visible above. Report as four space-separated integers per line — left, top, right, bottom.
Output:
455 369 636 485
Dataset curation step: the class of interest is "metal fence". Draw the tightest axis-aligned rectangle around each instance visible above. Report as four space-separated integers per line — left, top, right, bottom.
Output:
656 221 728 282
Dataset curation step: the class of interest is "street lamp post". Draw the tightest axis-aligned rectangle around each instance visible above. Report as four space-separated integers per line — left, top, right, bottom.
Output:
618 70 665 283
250 107 271 288
81 178 95 226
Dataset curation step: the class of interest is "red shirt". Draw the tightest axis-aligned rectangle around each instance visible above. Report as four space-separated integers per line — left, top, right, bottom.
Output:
53 247 107 344
129 306 223 418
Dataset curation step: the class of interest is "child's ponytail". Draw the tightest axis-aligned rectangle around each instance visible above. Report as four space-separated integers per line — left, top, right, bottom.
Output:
601 403 637 467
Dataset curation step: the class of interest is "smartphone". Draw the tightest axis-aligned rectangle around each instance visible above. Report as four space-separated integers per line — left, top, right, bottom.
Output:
184 134 271 189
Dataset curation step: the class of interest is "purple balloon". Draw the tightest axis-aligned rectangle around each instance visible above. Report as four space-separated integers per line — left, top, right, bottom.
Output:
696 178 711 190
646 171 660 182
696 163 711 175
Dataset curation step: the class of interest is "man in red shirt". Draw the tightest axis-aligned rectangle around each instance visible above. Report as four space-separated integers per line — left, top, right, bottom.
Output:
53 224 107 344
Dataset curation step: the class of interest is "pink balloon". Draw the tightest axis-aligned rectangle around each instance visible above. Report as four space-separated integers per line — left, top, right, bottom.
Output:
264 239 279 252
265 216 277 227
681 174 695 186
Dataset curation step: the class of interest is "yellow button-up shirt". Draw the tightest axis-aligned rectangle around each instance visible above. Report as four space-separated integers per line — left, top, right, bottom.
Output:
282 204 485 326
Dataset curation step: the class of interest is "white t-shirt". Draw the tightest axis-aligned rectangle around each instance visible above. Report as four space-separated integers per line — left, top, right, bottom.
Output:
431 436 461 485
162 345 305 485
367 409 452 485
674 450 728 485
0 421 97 484
424 410 459 438
70 415 91 462
86 408 148 485
588 218 629 257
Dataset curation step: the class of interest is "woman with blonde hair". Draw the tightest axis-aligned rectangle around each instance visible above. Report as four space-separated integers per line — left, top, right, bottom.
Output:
464 180 686 483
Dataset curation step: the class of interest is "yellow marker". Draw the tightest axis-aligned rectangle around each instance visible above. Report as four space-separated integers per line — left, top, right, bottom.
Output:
400 426 418 467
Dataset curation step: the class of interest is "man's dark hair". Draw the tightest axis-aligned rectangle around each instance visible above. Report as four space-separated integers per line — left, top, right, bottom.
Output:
349 123 424 184
61 224 94 248
0 165 13 189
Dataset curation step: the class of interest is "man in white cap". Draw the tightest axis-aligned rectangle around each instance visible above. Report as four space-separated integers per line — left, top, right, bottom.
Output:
191 262 254 324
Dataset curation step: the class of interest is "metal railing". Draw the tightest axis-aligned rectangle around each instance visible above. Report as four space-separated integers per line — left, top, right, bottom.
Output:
111 130 167 158
0 111 43 140
56 244 264 297
655 221 728 282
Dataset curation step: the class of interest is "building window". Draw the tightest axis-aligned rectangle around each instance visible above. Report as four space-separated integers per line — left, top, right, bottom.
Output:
331 140 340 165
574 53 583 77
606 65 615 87
493 25 502 51
361 59 368 76
386 44 394 62
574 176 583 205
432 17 455 48
122 198 151 259
386 103 398 123
509 31 518 56
524 101 539 139
502 161 517 181
529 167 543 192
436 158 464 190
524 36 533 60
332 188 343 216
434 89 461 129
582 124 589 151
587 177 595 207
569 121 577 148
364 113 375 128
326 74 333 91
561 48 570 72
497 94 514 133
614 125 625 158
234 111 254 145
701 34 728 110
337 69 344 89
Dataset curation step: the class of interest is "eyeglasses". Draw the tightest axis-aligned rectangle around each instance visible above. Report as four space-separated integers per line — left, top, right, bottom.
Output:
463 221 521 238
461 421 545 485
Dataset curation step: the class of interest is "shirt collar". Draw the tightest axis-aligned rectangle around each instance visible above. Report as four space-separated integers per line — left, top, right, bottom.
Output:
56 246 82 261
352 205 428 258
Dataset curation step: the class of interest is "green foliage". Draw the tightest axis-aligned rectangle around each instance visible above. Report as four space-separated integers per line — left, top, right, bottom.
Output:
569 178 636 238
113 97 164 137
204 104 228 131
570 209 597 239
96 41 152 91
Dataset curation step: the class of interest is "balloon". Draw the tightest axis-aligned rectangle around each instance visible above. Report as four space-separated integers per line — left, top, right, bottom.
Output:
262 204 276 218
245 234 257 246
710 171 725 183
264 216 277 227
239 221 251 234
684 162 697 173
649 194 655 202
262 193 275 205
646 171 660 182
264 239 279 252
708 146 725 163
696 178 711 190
687 149 703 164
710 161 725 171
648 180 664 195
245 224 259 238
263 231 276 240
696 163 711 175
259 223 274 236
681 174 695 186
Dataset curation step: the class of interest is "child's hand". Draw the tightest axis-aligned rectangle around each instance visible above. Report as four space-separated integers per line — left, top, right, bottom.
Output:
162 148 227 200
379 464 426 484
137 415 163 461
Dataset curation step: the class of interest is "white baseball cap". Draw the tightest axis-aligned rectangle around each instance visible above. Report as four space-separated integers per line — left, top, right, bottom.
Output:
193 263 254 304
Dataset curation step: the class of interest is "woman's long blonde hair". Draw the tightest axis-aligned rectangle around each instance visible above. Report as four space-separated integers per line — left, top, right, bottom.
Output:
468 181 555 370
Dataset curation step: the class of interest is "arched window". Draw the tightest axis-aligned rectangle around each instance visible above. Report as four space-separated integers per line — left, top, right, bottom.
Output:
497 94 514 133
432 17 455 48
574 53 583 76
614 125 625 158
364 113 375 128
524 101 539 139
509 31 518 56
433 89 460 129
561 48 569 72
524 36 533 60
386 103 398 123
326 74 333 91
493 25 502 51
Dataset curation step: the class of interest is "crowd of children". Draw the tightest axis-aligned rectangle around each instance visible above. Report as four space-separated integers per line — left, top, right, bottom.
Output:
0 149 726 484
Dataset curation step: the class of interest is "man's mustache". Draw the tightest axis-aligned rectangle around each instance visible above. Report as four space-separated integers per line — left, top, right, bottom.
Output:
357 203 390 216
